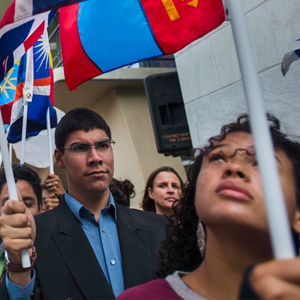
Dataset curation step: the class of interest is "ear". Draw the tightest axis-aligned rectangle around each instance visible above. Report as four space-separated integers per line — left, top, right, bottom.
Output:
292 207 300 234
54 149 65 169
148 187 154 200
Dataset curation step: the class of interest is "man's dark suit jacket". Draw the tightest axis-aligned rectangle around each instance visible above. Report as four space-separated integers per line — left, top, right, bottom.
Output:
0 197 168 300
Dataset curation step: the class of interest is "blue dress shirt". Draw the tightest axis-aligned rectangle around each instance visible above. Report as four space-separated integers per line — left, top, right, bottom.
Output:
65 191 124 296
6 191 124 299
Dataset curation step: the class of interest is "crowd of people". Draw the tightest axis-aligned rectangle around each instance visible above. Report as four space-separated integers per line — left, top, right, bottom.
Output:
0 107 299 299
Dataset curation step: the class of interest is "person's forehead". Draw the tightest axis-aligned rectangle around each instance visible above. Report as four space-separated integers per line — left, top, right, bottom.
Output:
0 180 37 202
65 129 109 145
15 180 36 195
211 132 254 152
154 172 180 183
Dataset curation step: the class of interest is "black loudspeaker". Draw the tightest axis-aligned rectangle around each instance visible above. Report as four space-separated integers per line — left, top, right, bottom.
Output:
144 72 193 156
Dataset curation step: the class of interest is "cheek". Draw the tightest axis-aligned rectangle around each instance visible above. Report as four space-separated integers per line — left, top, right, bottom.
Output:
194 170 214 219
153 188 164 201
29 206 39 216
281 178 297 222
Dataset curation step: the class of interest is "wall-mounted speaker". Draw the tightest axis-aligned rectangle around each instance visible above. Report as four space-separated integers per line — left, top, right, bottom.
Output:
144 72 193 156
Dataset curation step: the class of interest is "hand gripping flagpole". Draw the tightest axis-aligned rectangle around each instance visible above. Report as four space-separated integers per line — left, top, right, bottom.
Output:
0 109 31 267
226 0 295 258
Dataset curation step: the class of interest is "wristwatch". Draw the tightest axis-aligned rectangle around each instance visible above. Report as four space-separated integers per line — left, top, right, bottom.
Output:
5 247 37 273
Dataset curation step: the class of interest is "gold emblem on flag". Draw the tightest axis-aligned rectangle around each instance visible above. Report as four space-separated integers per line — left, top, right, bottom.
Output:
0 68 17 99
162 0 198 21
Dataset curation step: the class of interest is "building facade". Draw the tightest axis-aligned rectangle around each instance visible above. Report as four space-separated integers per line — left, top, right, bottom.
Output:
175 0 300 147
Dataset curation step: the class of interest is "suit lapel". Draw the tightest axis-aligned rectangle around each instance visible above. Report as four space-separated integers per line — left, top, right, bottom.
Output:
52 198 115 299
117 205 153 289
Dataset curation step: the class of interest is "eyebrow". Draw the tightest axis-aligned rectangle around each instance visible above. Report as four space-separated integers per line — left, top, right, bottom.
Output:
69 139 110 146
275 155 283 166
209 144 283 165
209 144 257 153
208 144 229 153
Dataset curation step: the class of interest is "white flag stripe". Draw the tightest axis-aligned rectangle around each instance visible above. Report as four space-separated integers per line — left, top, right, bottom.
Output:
0 12 47 38
14 0 33 21
33 85 51 95
23 47 34 102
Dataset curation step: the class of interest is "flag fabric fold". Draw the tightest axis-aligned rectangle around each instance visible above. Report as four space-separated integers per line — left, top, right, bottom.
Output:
281 39 300 76
7 29 57 143
59 0 228 91
0 0 88 83
12 107 65 168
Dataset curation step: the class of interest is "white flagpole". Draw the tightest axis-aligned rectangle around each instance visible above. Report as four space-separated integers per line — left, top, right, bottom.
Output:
46 108 54 174
9 142 12 163
227 0 295 258
0 109 31 267
20 102 28 165
20 47 34 165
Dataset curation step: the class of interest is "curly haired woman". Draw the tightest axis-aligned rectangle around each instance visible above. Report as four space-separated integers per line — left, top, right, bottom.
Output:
117 114 300 300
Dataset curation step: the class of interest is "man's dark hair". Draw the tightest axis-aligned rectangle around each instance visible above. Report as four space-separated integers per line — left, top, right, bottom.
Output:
0 164 42 208
141 166 184 213
55 108 111 151
156 113 300 278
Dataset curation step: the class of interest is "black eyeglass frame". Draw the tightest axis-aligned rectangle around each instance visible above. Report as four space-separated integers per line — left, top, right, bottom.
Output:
60 139 116 154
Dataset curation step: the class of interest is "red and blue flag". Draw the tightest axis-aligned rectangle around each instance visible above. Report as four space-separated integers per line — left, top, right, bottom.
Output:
59 0 228 91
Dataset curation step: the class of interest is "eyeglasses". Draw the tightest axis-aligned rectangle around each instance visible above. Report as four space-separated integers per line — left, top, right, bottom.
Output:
61 139 116 154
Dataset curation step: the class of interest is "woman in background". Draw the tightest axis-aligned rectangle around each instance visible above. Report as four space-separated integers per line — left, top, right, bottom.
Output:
141 166 184 216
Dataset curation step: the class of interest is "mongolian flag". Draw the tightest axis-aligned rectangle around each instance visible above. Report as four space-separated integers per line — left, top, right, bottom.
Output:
0 0 88 84
7 30 57 143
59 0 229 91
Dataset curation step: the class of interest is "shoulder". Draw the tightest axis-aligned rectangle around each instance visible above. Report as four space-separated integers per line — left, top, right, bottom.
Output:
116 278 182 299
117 204 169 227
34 196 71 226
34 205 58 224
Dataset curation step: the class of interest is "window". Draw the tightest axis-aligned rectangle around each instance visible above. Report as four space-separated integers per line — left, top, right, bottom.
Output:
139 54 176 68
48 12 63 68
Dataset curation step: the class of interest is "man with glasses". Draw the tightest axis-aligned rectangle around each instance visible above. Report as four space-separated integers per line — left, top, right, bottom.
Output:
0 108 168 300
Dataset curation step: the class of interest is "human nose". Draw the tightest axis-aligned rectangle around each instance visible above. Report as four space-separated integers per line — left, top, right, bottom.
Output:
166 184 174 194
88 147 103 165
222 161 248 180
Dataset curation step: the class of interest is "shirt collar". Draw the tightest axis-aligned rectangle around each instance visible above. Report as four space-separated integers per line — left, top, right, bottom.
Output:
64 190 117 224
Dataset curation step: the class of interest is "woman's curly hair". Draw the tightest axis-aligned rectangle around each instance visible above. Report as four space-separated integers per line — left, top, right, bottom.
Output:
109 178 135 207
156 114 300 278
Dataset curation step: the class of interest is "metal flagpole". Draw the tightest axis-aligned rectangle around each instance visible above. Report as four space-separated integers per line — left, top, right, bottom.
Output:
46 107 54 174
226 0 295 258
0 109 31 267
20 47 34 165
